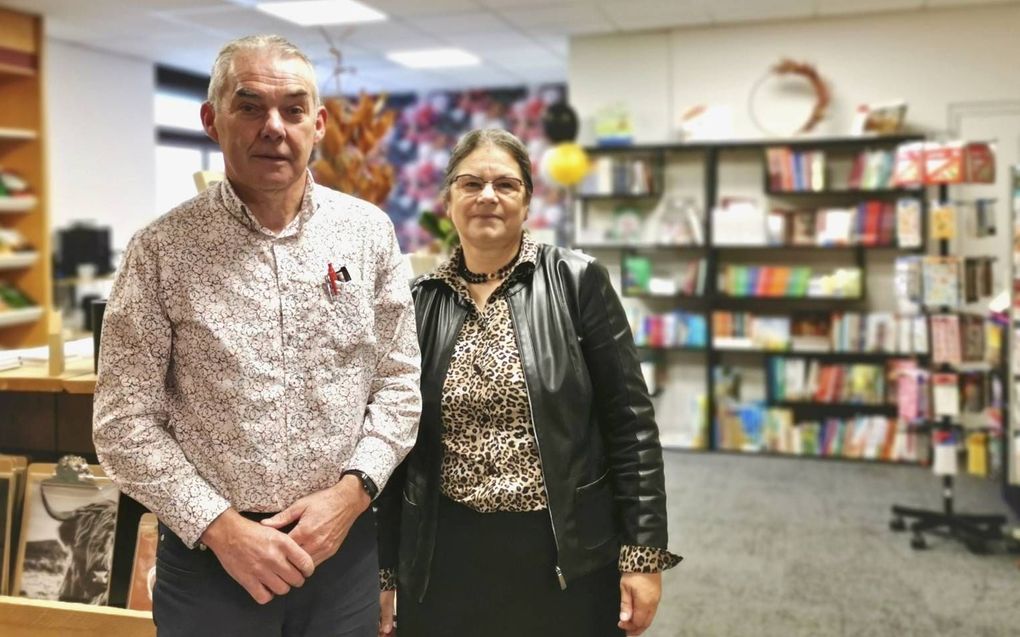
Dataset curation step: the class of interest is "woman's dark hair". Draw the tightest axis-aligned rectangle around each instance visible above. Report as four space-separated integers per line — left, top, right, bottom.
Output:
441 129 534 203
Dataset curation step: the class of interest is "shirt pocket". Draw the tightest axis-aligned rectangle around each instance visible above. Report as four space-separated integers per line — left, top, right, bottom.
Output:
318 280 376 350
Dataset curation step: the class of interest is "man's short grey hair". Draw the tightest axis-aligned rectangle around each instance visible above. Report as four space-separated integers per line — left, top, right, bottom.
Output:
207 34 319 109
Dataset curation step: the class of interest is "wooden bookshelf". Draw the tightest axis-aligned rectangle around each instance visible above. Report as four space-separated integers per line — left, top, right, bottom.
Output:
0 7 50 348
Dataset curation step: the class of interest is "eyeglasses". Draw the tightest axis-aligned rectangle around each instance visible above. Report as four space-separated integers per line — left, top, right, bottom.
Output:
451 174 525 197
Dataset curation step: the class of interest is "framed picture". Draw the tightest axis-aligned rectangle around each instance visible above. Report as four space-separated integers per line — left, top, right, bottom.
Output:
127 512 158 611
0 457 14 595
0 454 27 595
13 459 119 605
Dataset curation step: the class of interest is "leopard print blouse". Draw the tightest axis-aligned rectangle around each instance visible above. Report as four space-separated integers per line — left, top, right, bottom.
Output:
379 235 680 590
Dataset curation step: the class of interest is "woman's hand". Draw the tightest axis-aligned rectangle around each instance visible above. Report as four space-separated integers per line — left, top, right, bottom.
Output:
379 589 396 636
618 572 662 636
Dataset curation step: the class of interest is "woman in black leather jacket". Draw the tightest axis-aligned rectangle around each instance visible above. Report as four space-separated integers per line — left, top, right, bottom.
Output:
376 129 680 637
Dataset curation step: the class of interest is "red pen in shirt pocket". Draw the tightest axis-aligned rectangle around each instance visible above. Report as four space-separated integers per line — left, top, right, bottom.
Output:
324 262 352 299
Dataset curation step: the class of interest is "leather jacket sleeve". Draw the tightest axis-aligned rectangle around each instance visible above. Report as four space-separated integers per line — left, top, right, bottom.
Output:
577 260 670 549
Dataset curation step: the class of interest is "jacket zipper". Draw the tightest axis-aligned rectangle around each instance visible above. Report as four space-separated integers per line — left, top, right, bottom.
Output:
507 301 567 591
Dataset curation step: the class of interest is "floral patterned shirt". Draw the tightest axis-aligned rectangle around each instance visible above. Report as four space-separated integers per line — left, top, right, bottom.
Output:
93 173 422 548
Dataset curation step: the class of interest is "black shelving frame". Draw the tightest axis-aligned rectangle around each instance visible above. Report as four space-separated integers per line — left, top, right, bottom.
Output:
576 134 930 459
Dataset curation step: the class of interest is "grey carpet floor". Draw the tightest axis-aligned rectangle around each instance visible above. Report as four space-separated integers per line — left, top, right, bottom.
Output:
649 451 1020 637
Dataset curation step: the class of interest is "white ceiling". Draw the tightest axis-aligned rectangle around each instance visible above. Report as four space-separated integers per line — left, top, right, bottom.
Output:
0 0 1016 93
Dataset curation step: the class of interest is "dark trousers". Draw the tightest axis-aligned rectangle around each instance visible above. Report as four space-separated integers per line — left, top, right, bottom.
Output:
153 510 378 637
398 496 624 637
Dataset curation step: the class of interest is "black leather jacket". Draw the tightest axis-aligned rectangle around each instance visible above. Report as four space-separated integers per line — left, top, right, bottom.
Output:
377 244 670 601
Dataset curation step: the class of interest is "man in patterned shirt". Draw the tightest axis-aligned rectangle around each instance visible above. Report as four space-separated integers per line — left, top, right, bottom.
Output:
93 35 421 636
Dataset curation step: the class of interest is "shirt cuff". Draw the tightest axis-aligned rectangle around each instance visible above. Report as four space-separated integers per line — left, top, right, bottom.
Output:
379 568 397 591
618 545 683 573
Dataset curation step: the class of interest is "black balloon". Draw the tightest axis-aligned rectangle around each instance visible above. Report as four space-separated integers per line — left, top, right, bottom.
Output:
542 102 579 143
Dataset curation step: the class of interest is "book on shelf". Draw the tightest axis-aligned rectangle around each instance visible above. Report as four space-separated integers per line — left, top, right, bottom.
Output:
932 372 961 417
628 309 707 348
623 255 706 296
716 407 924 462
930 203 956 240
581 155 656 196
894 257 922 313
930 313 962 365
960 314 985 362
712 311 929 355
717 265 861 298
921 257 961 308
765 147 825 192
895 198 923 248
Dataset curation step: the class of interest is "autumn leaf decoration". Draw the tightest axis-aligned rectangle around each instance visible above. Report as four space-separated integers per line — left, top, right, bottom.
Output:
313 92 397 206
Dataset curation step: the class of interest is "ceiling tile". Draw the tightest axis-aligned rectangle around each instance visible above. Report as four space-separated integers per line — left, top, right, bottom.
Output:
411 10 514 37
599 0 711 30
361 0 481 18
497 3 618 35
816 0 924 16
925 0 1018 6
708 0 814 23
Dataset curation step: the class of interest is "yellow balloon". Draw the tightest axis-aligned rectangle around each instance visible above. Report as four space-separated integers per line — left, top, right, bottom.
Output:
547 143 590 186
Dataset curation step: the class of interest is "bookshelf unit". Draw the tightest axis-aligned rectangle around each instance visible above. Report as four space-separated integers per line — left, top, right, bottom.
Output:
1008 165 1020 513
0 8 51 349
575 134 929 464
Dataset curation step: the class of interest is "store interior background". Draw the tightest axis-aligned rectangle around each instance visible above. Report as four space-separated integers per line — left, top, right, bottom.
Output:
2 0 1020 634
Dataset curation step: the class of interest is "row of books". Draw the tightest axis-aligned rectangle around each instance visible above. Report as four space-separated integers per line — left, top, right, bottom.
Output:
580 156 656 196
895 256 995 310
712 311 930 355
627 309 708 349
716 407 928 463
0 455 155 610
847 149 898 190
712 197 922 248
767 358 888 405
895 361 1004 425
929 313 1004 366
717 265 862 298
764 147 826 192
623 256 706 297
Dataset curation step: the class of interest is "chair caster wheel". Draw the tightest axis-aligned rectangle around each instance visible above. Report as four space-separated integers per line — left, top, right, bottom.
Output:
890 518 906 532
911 536 927 550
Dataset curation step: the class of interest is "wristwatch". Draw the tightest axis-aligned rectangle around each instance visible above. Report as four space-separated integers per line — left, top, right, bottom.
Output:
341 469 379 501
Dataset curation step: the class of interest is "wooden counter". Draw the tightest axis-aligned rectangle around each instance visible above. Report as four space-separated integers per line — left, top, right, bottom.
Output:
0 357 95 393
0 358 96 454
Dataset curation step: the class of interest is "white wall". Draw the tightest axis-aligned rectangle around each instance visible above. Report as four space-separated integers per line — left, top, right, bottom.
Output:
45 39 157 254
570 4 1020 143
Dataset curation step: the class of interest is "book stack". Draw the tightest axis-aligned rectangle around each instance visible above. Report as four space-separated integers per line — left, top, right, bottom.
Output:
717 265 861 298
581 155 656 196
623 255 706 296
627 309 707 349
765 147 826 191
767 357 891 405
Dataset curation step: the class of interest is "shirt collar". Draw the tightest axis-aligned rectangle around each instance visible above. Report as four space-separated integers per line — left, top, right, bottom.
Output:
218 169 318 239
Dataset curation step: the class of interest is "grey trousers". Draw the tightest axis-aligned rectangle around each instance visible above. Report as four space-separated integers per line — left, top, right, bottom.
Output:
152 510 378 637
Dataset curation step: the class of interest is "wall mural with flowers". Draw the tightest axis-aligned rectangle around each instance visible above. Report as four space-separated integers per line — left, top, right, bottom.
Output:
374 83 571 253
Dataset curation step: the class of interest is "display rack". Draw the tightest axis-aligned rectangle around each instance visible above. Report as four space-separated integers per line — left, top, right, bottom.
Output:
888 184 1009 552
576 134 928 463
